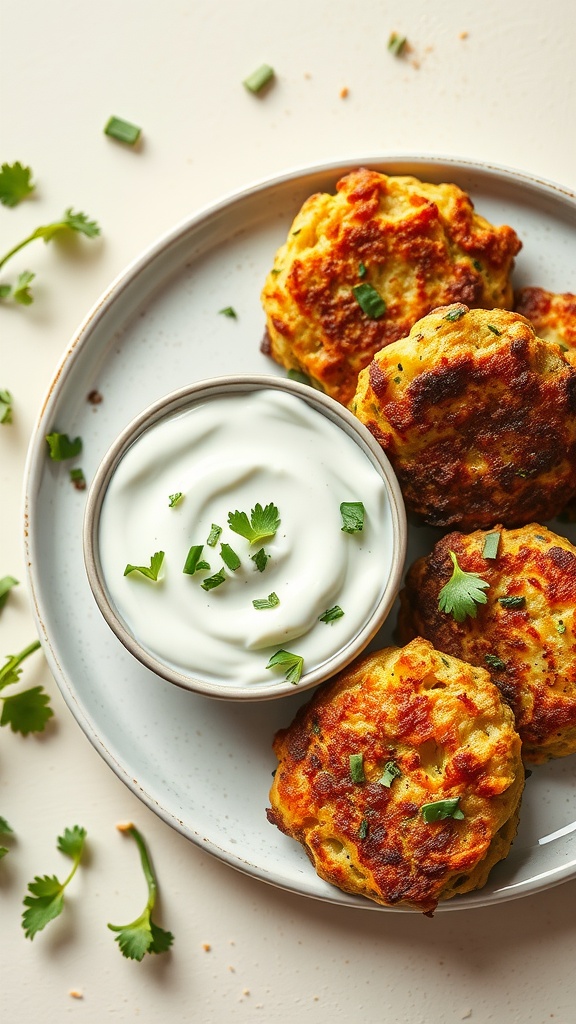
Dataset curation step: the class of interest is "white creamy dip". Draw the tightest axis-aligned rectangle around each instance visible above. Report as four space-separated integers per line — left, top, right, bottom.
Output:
98 389 395 687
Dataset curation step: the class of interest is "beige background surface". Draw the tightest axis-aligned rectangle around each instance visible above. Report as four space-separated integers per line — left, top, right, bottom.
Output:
1 1 575 1021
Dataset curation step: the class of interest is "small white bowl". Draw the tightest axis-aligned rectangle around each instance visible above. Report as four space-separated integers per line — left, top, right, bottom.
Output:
83 374 406 700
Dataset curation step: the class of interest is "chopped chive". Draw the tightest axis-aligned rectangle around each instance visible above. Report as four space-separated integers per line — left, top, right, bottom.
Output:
206 524 222 547
358 819 369 840
243 64 275 93
352 282 386 319
358 261 367 278
104 116 141 146
251 547 269 572
378 760 402 788
183 545 206 575
487 324 502 336
220 543 241 572
201 569 227 591
485 653 506 671
69 467 86 490
319 605 344 624
421 797 464 822
340 501 365 534
498 595 525 609
482 531 500 560
387 33 407 56
252 592 280 610
349 753 365 783
444 308 466 322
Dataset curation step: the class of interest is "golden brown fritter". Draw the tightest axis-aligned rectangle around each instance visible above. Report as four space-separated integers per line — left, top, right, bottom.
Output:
514 287 576 366
267 639 523 914
351 304 576 530
261 167 521 405
397 524 576 764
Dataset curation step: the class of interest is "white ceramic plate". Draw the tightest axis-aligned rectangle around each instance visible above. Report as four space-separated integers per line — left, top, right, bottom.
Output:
24 157 576 911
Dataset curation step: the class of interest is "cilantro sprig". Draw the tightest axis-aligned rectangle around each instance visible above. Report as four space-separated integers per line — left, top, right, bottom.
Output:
437 551 489 623
0 209 100 272
124 551 165 581
22 826 87 939
108 823 174 961
0 816 14 859
0 162 35 207
228 502 280 546
0 639 53 735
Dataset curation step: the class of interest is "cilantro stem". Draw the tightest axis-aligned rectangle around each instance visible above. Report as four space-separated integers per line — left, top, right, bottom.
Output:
0 232 40 270
0 639 41 690
125 824 157 912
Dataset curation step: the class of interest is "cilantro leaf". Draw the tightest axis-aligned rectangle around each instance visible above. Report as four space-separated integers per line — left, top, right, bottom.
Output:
45 432 82 461
0 575 18 612
0 639 41 691
108 824 174 961
124 551 165 581
228 502 280 546
0 162 35 207
352 282 386 319
0 390 13 425
1 687 53 735
22 825 87 939
265 649 304 685
340 501 365 534
437 551 489 623
0 815 13 859
13 270 35 305
0 209 100 273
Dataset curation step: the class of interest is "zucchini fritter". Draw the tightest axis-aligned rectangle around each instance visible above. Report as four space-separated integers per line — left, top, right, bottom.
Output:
267 639 523 914
398 524 576 764
351 304 576 530
261 167 521 405
514 287 576 365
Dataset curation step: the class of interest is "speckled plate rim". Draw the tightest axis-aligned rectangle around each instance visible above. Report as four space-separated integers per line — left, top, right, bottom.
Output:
23 154 576 912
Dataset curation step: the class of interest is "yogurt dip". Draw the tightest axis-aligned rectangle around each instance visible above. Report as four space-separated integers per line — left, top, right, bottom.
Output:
95 386 401 690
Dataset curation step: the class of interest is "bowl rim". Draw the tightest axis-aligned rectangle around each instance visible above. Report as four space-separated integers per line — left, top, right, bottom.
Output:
83 373 407 700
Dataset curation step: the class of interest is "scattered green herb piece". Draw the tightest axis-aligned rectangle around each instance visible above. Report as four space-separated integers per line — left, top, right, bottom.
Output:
200 568 227 591
228 502 280 546
558 341 569 353
183 545 207 575
22 825 87 939
438 551 489 623
319 605 344 624
45 432 82 461
243 64 275 93
352 282 386 319
557 620 567 634
0 389 13 424
104 116 142 146
0 162 35 207
251 547 269 572
168 492 183 507
498 595 526 609
265 649 304 685
220 543 241 572
473 259 482 272
485 653 506 671
0 639 52 735
444 308 466 322
482 531 501 559
379 760 402 788
292 228 301 236
340 501 365 534
358 261 367 278
0 816 13 859
219 306 237 318
69 467 86 490
124 551 165 581
311 718 321 735
358 819 369 839
206 523 222 547
253 592 280 610
349 752 365 783
387 32 407 56
487 324 502 336
0 575 18 612
108 823 174 961
287 368 312 385
393 376 401 384
0 270 36 305
421 798 464 822
0 209 100 273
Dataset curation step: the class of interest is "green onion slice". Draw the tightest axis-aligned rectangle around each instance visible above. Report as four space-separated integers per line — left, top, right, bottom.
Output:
104 116 141 145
